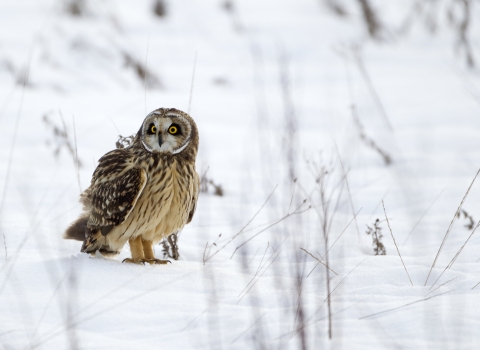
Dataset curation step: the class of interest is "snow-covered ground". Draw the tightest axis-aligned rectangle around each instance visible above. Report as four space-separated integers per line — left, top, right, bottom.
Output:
1 0 480 348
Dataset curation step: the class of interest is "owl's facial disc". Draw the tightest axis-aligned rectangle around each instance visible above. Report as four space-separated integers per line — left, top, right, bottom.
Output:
141 111 192 154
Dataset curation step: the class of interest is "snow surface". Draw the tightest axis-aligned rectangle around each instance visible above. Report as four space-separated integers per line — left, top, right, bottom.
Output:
1 0 480 349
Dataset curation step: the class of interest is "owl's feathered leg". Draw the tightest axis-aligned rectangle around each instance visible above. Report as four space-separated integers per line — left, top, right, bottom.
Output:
122 235 146 264
142 239 170 265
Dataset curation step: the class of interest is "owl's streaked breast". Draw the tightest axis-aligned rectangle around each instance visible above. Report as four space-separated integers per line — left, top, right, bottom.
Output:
105 155 197 250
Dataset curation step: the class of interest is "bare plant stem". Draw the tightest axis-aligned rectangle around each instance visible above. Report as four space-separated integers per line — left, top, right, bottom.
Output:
72 116 81 193
300 248 337 275
359 289 455 320
237 251 281 303
335 144 361 243
402 188 446 245
144 34 150 115
429 220 480 290
230 202 310 259
202 186 277 263
188 52 197 114
0 51 32 261
382 200 413 286
323 257 367 303
424 168 480 286
352 46 393 131
424 277 458 298
307 208 362 277
31 271 198 349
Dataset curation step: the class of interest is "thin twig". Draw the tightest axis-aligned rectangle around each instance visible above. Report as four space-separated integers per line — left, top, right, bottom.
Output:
335 143 361 243
359 289 456 320
323 257 367 302
307 208 362 277
31 273 68 339
188 51 197 114
0 179 73 290
382 200 413 286
293 255 306 334
72 116 81 193
424 277 458 298
181 308 208 332
203 186 277 263
424 169 480 286
237 251 281 303
230 313 267 344
402 188 446 245
230 201 309 259
352 46 393 131
300 248 337 275
144 34 150 115
429 220 480 290
31 271 199 349
0 52 32 260
237 243 270 297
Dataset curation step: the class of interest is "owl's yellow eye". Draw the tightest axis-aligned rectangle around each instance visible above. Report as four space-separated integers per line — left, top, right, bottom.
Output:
150 125 157 134
168 125 178 135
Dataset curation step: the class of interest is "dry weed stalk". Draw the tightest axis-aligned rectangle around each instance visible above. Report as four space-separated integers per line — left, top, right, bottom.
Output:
237 244 282 303
402 0 475 67
221 0 244 32
382 200 413 286
359 289 456 320
352 106 392 165
199 167 224 197
447 0 475 68
63 0 86 16
188 52 197 114
402 188 445 245
122 51 161 89
42 112 83 168
161 232 180 260
31 271 198 349
0 53 31 261
115 134 135 149
365 219 385 256
351 46 393 132
153 0 167 17
279 50 298 181
307 208 362 277
300 248 337 275
424 168 480 286
357 0 382 39
323 0 348 17
335 144 361 241
457 209 475 230
429 220 480 290
299 158 346 340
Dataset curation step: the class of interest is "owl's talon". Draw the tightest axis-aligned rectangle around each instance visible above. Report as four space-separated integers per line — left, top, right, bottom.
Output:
145 259 171 265
122 258 145 265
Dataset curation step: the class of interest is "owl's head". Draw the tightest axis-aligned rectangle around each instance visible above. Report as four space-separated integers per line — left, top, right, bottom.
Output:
138 108 198 156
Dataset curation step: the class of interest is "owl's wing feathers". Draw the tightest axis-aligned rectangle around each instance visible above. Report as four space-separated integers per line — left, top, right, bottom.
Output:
87 149 147 234
187 172 199 224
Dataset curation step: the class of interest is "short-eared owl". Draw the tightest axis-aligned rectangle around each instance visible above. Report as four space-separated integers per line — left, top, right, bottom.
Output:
64 108 199 264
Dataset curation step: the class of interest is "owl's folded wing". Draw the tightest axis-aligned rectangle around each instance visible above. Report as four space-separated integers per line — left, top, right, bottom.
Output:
87 149 147 235
187 172 199 224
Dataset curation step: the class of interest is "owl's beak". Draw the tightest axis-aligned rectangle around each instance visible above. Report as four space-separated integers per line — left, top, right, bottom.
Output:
158 135 163 147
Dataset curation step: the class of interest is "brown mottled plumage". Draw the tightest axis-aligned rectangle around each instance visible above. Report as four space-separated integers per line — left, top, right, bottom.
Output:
64 108 199 264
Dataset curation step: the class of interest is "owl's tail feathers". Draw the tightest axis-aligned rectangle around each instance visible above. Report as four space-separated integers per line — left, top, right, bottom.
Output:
64 214 88 241
81 229 104 254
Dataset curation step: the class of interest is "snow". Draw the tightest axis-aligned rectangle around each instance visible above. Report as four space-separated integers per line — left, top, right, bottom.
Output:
1 0 480 348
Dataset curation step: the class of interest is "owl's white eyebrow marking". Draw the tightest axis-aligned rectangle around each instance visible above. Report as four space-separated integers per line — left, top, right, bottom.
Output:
172 140 190 154
141 139 154 152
